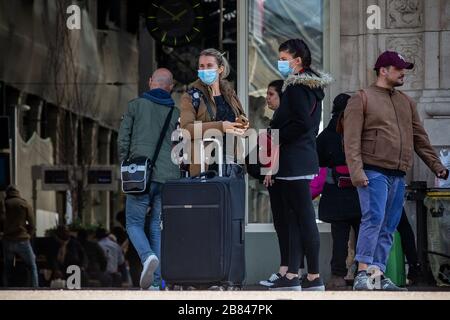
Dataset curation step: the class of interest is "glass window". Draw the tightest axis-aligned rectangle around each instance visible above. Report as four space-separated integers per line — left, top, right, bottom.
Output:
247 0 325 224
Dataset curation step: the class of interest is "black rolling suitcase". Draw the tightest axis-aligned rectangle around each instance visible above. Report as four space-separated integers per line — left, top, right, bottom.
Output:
161 138 246 289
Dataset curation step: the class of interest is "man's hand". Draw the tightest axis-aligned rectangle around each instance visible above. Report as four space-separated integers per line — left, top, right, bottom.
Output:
437 169 449 180
354 179 369 188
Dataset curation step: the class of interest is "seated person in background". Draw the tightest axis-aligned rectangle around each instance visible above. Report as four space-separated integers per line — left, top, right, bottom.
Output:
96 228 125 287
77 229 111 287
46 225 88 286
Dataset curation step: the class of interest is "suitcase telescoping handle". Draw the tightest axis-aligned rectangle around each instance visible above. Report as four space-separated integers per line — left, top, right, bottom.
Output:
200 138 223 177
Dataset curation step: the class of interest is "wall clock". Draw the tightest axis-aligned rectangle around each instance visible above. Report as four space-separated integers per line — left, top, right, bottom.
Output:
146 0 204 47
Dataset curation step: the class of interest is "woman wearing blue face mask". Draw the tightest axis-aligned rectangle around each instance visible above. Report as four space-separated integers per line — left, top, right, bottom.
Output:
180 48 249 177
269 39 333 291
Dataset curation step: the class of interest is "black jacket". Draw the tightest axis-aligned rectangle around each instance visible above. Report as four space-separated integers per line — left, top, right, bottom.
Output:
271 70 332 177
316 117 361 222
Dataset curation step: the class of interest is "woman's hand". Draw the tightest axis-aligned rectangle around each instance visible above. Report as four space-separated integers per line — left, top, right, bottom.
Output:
263 175 274 187
222 121 247 136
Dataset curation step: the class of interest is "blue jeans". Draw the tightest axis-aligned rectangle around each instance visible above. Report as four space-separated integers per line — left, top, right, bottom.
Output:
2 240 39 287
126 182 162 285
355 170 405 272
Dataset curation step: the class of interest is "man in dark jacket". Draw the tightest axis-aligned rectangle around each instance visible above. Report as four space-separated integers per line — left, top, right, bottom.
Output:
0 185 39 287
118 68 180 290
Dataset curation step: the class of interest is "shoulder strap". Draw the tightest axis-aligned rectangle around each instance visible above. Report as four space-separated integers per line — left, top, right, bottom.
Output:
187 88 202 113
336 90 366 136
201 94 216 121
151 107 175 169
359 89 368 114
187 88 216 121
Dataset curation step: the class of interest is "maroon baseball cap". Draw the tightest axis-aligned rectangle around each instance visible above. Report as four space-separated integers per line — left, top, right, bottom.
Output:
374 51 414 70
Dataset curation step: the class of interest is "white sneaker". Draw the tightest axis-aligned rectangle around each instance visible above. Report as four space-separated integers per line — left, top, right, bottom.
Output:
140 255 159 289
259 273 282 287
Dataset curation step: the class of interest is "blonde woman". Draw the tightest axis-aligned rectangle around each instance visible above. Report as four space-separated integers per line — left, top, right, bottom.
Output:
180 48 249 177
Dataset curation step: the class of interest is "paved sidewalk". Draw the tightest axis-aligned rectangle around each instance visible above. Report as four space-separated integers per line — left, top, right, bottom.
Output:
0 290 449 300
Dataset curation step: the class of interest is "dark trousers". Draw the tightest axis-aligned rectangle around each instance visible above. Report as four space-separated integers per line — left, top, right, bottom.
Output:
268 183 289 267
279 179 320 274
397 209 418 267
330 219 360 277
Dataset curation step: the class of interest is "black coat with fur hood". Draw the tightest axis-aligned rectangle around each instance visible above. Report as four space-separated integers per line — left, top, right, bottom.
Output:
271 69 332 177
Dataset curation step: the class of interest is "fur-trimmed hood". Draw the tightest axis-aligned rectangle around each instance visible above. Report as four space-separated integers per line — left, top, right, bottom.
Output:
282 71 333 101
282 71 333 91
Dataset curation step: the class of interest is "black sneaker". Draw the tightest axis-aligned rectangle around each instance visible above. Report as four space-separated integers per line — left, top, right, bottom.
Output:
300 274 325 291
269 276 302 291
378 277 408 291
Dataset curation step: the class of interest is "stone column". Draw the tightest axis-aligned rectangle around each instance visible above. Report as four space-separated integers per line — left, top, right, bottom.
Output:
414 0 450 184
97 126 112 229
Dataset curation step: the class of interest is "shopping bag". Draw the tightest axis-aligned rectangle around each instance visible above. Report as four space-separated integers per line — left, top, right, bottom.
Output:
436 149 450 188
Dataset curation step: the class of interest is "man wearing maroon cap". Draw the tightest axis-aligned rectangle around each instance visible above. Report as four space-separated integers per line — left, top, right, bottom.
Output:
343 51 449 291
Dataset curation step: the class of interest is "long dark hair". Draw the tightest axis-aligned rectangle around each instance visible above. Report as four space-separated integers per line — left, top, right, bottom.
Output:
278 39 320 77
268 79 283 99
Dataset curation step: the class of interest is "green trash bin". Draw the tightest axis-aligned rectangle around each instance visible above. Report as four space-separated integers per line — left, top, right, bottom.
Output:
385 231 406 286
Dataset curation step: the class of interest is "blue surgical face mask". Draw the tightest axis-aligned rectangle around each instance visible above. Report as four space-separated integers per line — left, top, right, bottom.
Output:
198 69 218 86
277 60 293 77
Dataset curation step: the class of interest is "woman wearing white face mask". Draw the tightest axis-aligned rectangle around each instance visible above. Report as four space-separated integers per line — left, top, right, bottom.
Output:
180 48 249 177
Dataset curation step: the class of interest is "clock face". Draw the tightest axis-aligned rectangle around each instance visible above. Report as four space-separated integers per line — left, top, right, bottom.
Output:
146 0 204 47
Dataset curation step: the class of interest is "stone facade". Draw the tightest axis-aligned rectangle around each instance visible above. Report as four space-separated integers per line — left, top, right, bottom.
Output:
340 0 450 185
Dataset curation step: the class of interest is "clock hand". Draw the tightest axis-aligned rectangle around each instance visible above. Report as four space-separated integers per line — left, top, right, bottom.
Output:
160 5 176 18
173 9 188 21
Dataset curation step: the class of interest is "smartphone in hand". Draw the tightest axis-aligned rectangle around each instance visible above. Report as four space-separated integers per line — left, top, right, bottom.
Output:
236 114 249 126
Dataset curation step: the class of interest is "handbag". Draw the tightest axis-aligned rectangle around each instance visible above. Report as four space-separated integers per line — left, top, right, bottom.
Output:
245 129 277 181
247 99 318 181
121 107 174 194
331 165 354 189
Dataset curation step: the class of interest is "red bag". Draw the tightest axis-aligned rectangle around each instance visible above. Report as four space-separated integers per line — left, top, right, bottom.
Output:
333 165 353 188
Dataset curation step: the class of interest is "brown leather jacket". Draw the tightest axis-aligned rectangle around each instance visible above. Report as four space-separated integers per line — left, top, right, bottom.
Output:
180 79 246 176
343 84 446 185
